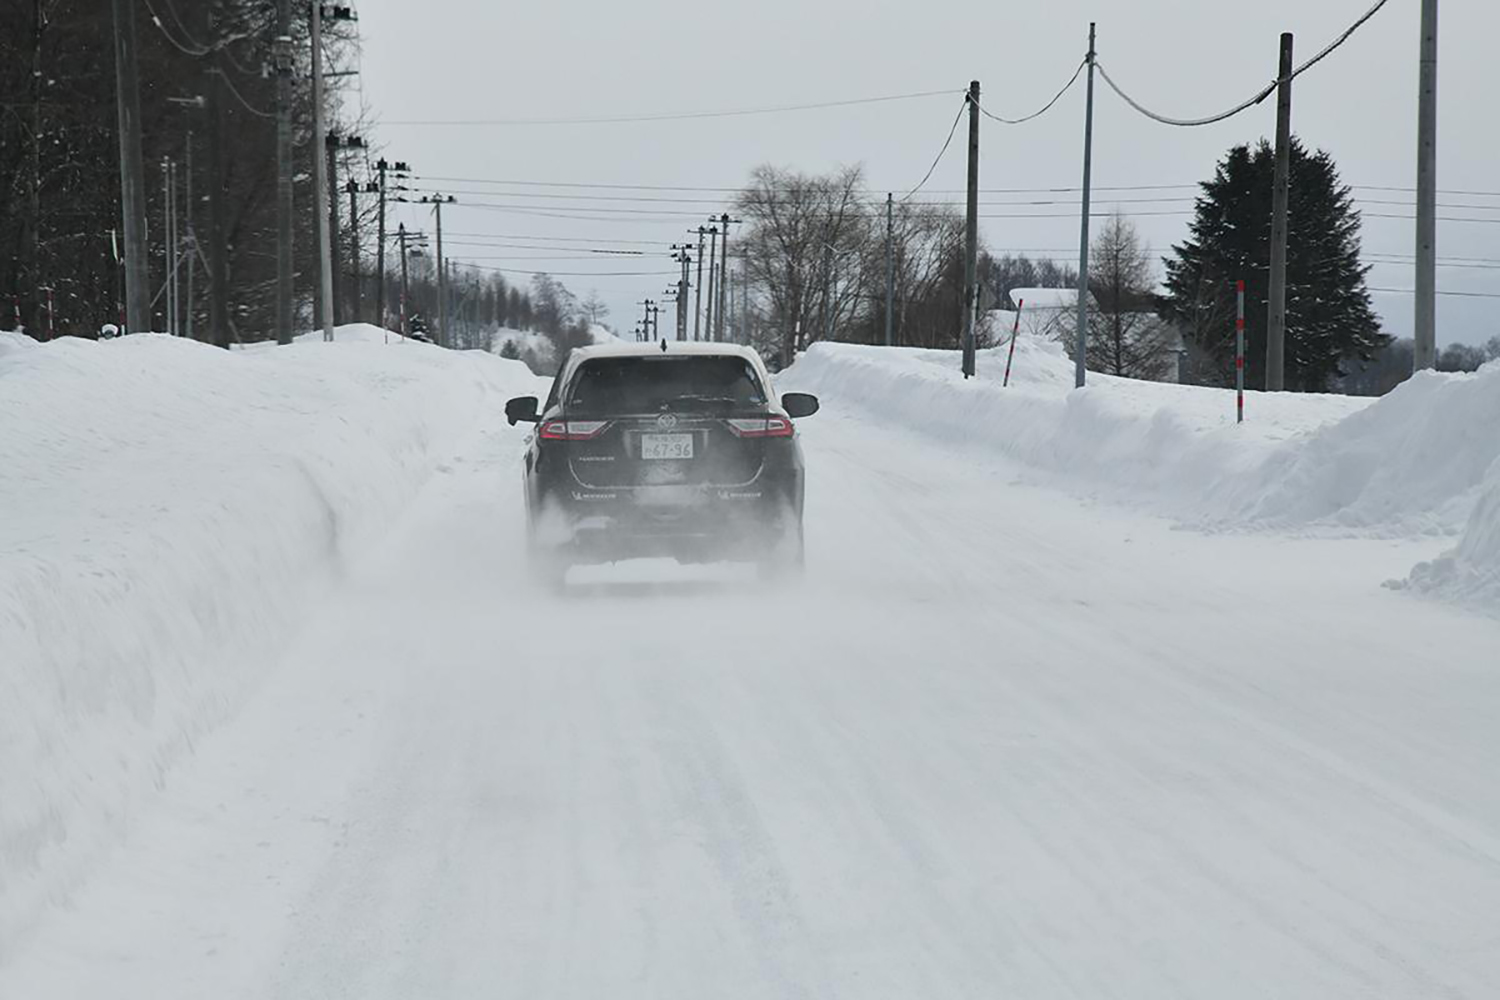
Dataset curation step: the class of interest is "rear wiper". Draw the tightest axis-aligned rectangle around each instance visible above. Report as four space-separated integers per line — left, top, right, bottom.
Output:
664 394 742 408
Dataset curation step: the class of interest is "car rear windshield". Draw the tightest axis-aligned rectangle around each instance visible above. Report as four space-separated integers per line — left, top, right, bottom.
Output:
565 356 767 413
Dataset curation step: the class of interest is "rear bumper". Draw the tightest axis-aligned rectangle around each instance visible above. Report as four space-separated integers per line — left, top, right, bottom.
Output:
537 479 800 564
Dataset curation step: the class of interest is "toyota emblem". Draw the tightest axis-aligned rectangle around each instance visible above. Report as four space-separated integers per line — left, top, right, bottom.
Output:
656 413 679 430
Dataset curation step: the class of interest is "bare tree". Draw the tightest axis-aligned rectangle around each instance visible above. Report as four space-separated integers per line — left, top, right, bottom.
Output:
1082 213 1173 380
735 164 872 367
579 289 609 326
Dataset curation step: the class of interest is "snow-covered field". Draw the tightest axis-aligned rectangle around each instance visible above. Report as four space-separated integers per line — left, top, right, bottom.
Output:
2 328 1497 997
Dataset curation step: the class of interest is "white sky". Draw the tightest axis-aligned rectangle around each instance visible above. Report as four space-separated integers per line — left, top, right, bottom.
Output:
355 0 1498 348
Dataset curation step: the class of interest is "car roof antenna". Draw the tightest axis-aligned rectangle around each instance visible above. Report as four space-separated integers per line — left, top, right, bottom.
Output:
660 338 668 353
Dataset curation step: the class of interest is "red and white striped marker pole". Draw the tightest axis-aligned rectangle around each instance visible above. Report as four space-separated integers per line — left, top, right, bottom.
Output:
1235 279 1246 423
45 287 55 340
1003 299 1024 387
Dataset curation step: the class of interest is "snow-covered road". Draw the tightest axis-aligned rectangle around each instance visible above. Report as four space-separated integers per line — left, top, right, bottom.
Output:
6 382 1500 998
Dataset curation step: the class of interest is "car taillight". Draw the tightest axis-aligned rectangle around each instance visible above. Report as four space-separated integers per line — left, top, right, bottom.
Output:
725 416 794 438
539 419 611 441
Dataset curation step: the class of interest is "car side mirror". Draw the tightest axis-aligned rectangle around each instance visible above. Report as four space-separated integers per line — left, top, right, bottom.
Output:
505 395 540 425
781 392 819 419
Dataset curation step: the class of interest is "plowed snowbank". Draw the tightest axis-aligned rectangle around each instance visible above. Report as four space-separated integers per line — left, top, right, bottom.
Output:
782 338 1500 607
0 328 532 956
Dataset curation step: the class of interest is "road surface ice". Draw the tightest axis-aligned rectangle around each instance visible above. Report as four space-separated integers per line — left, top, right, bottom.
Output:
4 347 1499 998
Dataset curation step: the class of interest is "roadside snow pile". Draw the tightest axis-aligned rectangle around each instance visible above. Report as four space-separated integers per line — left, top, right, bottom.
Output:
0 329 533 958
782 339 1500 607
782 337 1368 516
1392 361 1500 606
1214 362 1500 534
0 330 37 360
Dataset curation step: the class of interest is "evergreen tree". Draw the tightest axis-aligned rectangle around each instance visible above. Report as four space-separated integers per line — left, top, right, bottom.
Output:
1162 138 1387 391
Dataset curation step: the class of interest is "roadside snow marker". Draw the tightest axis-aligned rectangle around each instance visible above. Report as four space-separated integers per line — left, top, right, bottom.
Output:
1003 299 1024 387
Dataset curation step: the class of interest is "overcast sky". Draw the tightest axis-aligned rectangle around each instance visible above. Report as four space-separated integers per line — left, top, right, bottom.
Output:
354 0 1497 347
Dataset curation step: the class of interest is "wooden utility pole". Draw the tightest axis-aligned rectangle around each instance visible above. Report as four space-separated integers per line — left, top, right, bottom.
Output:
376 159 388 329
434 198 446 347
397 223 410 336
692 226 706 340
961 79 980 379
111 0 150 335
347 178 361 324
705 225 719 343
716 213 734 342
275 1 293 344
1266 32 1294 391
1413 0 1438 371
207 50 230 347
884 193 895 346
27 0 43 336
325 133 342 325
311 1 335 342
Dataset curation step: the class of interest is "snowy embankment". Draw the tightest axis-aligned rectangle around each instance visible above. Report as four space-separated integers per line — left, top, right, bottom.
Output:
781 336 1500 607
0 326 534 956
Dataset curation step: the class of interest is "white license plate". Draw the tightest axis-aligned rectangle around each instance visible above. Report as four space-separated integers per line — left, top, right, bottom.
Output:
641 433 694 460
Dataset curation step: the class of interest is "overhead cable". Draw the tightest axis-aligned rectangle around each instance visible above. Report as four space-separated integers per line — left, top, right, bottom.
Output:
383 88 958 127
902 99 968 200
1095 0 1392 127
977 59 1087 124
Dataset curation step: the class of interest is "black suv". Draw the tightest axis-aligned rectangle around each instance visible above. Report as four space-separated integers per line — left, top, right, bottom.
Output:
505 343 819 584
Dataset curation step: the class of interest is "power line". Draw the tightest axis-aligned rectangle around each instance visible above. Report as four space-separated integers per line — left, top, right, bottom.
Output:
1369 287 1500 299
412 174 1500 200
140 0 210 56
443 231 677 246
382 88 958 126
459 264 680 277
211 67 275 119
903 99 967 200
402 184 1500 213
977 59 1087 125
1096 0 1393 127
154 0 216 52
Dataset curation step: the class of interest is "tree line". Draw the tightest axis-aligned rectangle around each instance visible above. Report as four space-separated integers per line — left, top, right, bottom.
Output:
726 138 1491 392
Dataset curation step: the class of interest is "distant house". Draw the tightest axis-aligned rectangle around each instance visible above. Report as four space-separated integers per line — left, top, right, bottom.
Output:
994 287 1187 382
992 287 1096 341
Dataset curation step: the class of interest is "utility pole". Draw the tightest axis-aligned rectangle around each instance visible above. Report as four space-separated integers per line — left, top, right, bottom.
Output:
821 241 836 344
1414 0 1438 371
705 225 719 343
692 225 706 340
741 261 750 348
375 159 388 329
347 178 363 324
885 192 895 346
1266 32 1294 391
672 243 691 339
169 156 179 334
274 3 293 344
183 131 196 340
418 193 455 347
26 0 42 337
1236 279 1246 423
207 49 230 348
325 133 342 325
716 213 735 342
961 79 980 379
111 0 149 335
397 223 410 336
311 2 335 342
162 157 173 334
1074 24 1097 388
